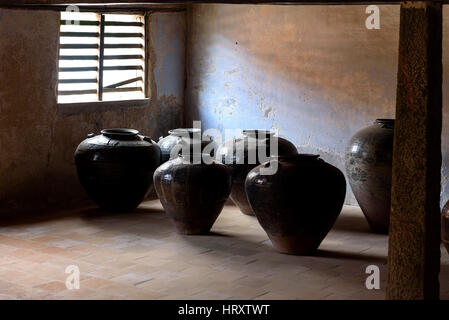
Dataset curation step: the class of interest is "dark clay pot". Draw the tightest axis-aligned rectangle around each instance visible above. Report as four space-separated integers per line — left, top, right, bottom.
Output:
216 130 298 216
245 154 346 255
442 201 449 254
157 128 216 163
75 128 161 212
345 119 394 234
153 153 232 234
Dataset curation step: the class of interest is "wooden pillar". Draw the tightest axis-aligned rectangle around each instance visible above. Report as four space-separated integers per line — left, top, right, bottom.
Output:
387 1 442 300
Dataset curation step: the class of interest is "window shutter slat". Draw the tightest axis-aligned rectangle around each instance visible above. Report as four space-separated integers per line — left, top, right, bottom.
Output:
59 55 99 60
58 12 146 104
60 44 100 49
103 66 143 71
60 32 100 37
59 79 98 84
104 44 142 49
58 89 98 96
61 20 100 26
104 21 143 27
103 55 143 60
103 87 142 93
105 77 142 89
59 67 99 72
104 32 143 38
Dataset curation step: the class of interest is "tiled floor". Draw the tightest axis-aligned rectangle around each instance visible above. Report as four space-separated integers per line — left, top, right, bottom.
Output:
0 200 448 300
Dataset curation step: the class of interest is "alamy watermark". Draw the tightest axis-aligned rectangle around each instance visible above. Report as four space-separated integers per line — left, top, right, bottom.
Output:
365 5 380 30
169 121 279 176
65 265 80 290
65 5 81 26
365 265 380 290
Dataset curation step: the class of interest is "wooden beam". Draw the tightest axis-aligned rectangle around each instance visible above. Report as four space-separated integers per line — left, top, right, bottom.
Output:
0 3 187 11
0 0 444 7
387 1 442 300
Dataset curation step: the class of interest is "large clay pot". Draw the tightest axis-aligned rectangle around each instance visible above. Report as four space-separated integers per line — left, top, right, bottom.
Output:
75 128 161 212
442 201 449 254
216 130 298 216
157 128 216 163
245 154 346 255
153 153 232 234
345 119 394 234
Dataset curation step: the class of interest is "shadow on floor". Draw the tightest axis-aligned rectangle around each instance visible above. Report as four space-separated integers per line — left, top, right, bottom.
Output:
316 249 387 264
0 200 165 228
332 209 373 234
0 206 85 227
79 206 165 220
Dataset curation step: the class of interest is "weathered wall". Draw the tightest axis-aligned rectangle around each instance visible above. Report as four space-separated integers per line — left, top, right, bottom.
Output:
186 4 449 206
0 9 185 215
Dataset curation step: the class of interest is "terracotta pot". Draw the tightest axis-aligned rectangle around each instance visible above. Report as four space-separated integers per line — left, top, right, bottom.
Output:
245 154 346 255
75 128 161 212
157 128 216 163
442 201 449 254
345 119 394 234
216 130 298 216
153 153 231 234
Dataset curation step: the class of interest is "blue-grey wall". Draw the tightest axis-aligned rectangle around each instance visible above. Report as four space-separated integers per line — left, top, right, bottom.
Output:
186 4 449 206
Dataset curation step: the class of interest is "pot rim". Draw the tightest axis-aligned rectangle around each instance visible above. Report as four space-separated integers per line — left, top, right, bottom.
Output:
177 152 217 163
277 153 320 161
168 128 201 136
374 119 395 129
243 129 276 138
101 128 139 139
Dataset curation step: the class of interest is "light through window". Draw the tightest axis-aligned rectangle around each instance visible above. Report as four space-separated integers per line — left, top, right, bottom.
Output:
58 11 146 104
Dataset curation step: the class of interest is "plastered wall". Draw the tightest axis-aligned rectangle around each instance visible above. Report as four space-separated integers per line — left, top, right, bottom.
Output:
0 9 186 215
185 4 449 206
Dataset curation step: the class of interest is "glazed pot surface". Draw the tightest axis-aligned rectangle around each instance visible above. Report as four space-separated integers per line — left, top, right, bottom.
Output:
216 130 298 216
153 154 231 234
246 154 346 255
345 119 394 234
75 128 161 212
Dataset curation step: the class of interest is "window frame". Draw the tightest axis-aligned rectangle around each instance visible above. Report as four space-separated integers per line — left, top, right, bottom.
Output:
57 10 150 111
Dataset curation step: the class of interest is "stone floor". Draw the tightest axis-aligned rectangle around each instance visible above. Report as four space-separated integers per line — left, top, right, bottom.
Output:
0 200 448 300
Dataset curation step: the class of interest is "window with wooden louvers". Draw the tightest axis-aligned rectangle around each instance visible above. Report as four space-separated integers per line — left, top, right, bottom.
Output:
58 12 146 104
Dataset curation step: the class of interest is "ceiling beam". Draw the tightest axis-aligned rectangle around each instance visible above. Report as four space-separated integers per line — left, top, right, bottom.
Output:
0 3 187 11
0 0 444 7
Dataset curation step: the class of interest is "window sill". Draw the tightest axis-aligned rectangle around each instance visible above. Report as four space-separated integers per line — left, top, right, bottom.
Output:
58 98 151 117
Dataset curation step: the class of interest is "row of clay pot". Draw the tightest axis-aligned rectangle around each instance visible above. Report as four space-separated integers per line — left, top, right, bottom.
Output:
153 129 347 255
74 125 449 255
153 157 346 255
156 128 299 217
75 128 347 255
